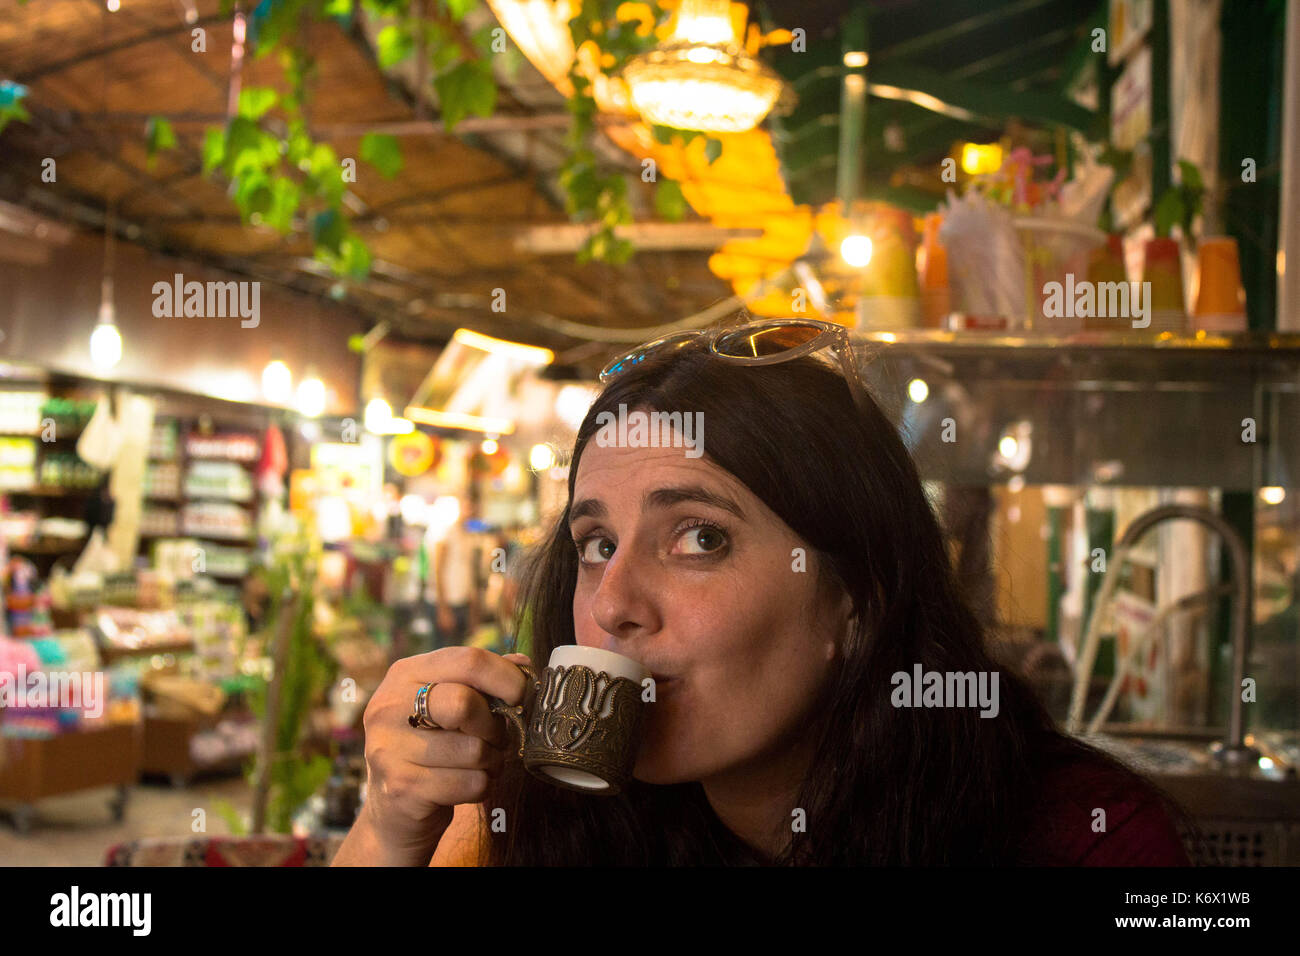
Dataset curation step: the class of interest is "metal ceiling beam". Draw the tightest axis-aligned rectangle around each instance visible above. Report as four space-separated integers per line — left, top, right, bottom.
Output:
867 62 1094 131
870 0 1061 62
513 223 763 255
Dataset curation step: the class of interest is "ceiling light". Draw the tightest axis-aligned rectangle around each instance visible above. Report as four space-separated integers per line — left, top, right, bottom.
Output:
297 374 326 418
622 0 786 133
840 234 873 268
262 359 292 404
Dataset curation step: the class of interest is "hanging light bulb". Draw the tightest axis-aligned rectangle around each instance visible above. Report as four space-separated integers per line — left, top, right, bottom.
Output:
262 358 292 404
297 372 326 418
106 0 121 10
90 311 122 369
621 0 786 133
481 438 499 455
365 397 394 434
90 277 122 370
841 234 873 268
92 207 123 370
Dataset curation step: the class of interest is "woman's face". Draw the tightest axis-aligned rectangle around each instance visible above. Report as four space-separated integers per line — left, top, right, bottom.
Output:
569 429 853 786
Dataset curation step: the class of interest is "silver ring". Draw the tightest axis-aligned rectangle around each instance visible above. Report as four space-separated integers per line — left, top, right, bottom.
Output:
407 681 441 730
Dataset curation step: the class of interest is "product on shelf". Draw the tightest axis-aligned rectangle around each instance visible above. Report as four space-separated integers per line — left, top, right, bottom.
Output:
38 453 103 490
181 501 252 541
4 558 53 637
185 432 260 462
140 507 180 537
144 461 182 499
0 437 37 490
149 419 179 461
185 460 254 502
93 607 193 655
38 397 97 436
0 390 47 435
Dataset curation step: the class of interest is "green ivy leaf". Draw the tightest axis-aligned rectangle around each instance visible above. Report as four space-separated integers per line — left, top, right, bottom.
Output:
311 208 347 255
306 142 344 203
238 87 280 121
285 119 313 164
323 0 353 19
334 233 372 278
225 117 269 177
471 25 497 58
201 127 227 176
264 176 300 232
654 178 686 222
650 124 676 146
376 24 414 68
1177 159 1203 192
607 236 634 265
360 132 403 178
145 116 177 166
431 42 461 73
0 80 30 136
444 0 476 21
434 60 496 131
1153 188 1182 239
559 159 599 216
233 171 272 220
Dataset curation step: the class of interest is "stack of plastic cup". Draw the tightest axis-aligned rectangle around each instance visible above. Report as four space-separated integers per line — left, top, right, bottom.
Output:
918 212 950 329
1192 236 1247 333
1085 234 1131 332
1142 237 1187 333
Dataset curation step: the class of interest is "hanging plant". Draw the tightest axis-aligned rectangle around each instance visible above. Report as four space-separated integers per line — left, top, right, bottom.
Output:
143 0 722 272
0 80 30 136
1153 159 1205 240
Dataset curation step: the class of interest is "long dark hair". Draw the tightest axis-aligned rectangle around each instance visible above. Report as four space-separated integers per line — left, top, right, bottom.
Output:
484 338 1191 865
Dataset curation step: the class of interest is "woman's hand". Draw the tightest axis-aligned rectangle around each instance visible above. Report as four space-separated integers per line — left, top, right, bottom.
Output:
333 646 532 866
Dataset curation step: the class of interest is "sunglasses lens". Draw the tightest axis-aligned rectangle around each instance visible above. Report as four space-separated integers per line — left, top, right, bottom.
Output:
713 322 827 359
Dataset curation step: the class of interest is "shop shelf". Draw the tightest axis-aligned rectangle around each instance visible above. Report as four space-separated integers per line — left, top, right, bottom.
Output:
0 722 140 833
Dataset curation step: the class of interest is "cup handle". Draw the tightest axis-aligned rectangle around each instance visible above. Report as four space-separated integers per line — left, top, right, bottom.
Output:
485 662 539 758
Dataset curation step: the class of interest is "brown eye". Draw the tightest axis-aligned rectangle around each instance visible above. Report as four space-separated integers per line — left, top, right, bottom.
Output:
577 536 615 564
675 524 727 555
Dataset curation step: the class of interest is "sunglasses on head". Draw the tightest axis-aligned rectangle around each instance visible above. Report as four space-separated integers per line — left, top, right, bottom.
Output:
599 317 872 414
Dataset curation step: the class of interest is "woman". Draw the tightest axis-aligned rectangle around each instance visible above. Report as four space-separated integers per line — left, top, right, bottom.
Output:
335 319 1193 866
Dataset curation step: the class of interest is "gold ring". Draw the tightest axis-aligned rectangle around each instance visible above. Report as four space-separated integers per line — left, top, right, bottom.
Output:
407 681 441 730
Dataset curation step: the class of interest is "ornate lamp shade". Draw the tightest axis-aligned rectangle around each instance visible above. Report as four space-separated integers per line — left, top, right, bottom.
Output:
622 0 785 133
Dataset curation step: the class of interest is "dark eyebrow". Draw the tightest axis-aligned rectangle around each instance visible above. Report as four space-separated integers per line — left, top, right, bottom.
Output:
569 485 746 528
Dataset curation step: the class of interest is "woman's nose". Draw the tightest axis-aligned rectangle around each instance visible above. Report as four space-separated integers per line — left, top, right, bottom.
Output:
588 547 659 642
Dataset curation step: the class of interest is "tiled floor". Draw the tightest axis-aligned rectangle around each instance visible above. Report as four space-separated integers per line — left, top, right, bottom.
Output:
0 775 253 866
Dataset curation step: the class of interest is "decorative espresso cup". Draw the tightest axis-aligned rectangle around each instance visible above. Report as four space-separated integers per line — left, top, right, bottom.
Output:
487 645 650 796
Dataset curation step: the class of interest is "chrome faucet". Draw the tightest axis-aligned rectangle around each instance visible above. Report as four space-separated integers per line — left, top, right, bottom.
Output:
1069 504 1260 766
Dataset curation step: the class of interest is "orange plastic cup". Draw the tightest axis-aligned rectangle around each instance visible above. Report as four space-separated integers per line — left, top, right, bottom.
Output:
1194 236 1246 317
1142 237 1185 312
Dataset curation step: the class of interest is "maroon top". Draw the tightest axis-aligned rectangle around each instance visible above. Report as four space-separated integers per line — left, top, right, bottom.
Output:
1019 756 1191 865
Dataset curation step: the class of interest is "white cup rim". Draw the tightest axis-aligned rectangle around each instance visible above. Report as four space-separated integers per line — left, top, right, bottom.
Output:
548 644 649 683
